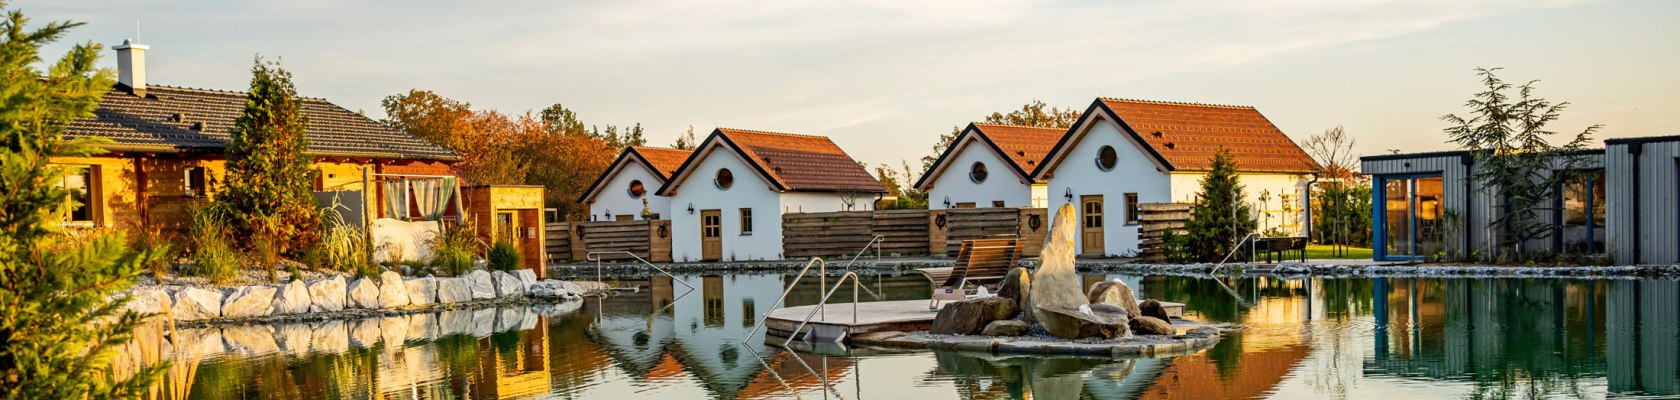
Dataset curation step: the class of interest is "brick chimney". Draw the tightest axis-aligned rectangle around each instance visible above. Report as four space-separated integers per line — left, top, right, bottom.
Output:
113 39 148 96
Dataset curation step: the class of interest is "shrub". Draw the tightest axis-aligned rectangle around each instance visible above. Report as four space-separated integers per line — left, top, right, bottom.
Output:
488 240 522 271
186 203 241 284
319 208 374 278
428 226 478 277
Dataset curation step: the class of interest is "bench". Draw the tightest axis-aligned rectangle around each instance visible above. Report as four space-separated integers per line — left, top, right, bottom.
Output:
918 238 1024 309
1253 237 1308 263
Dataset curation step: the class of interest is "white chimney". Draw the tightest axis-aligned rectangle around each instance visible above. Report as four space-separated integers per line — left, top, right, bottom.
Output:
113 39 148 96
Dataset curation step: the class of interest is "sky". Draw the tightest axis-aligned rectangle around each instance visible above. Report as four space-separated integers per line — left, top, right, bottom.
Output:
25 0 1680 169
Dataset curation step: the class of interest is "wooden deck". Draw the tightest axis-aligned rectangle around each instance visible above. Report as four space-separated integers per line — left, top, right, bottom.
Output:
764 299 1185 342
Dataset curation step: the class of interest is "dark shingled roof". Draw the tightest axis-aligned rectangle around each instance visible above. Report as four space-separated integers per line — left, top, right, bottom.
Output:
64 84 459 161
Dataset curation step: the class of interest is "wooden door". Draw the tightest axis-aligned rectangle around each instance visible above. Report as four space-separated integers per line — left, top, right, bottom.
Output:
496 211 518 246
1080 195 1105 255
700 210 722 261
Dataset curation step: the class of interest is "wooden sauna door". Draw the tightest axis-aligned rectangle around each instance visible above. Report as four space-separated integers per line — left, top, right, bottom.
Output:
1080 195 1105 255
700 210 722 261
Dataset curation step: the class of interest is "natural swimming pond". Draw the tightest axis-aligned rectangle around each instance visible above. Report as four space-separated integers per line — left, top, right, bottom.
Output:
116 271 1680 399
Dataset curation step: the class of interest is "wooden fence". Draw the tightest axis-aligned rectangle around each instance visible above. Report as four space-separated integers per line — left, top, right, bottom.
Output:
783 207 1046 258
1136 203 1192 262
544 220 672 262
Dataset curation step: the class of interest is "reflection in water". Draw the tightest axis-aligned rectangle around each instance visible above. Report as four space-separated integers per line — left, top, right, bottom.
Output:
111 272 1680 399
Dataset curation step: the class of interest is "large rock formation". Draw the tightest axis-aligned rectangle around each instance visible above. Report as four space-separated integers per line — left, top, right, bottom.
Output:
1087 279 1140 318
997 267 1032 321
1138 299 1170 321
930 297 1018 335
1028 204 1097 339
221 285 276 318
1035 304 1129 339
272 279 312 315
377 271 412 308
307 276 347 313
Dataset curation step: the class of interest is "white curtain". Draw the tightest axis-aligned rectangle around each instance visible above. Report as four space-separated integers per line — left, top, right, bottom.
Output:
383 179 408 220
412 177 456 221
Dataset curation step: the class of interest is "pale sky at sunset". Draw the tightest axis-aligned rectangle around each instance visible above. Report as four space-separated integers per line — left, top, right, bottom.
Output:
25 0 1680 168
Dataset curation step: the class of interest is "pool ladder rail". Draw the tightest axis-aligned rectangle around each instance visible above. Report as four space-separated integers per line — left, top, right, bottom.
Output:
585 251 695 294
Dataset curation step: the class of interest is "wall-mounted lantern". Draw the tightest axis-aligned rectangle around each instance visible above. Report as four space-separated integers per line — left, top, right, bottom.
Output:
687 203 696 214
942 196 952 208
1063 188 1073 202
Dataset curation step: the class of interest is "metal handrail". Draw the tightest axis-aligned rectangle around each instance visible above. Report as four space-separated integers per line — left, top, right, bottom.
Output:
840 235 885 269
1210 233 1261 275
586 251 695 292
740 258 828 346
784 271 862 346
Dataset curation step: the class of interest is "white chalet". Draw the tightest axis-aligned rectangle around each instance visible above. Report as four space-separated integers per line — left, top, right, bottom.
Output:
579 146 693 221
915 123 1062 209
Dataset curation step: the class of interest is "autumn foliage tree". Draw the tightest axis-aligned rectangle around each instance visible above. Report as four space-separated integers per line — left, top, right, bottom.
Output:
218 58 321 269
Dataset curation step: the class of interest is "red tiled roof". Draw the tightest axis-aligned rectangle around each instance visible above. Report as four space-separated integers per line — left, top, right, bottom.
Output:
972 123 1064 174
632 146 694 179
1096 98 1320 173
706 128 885 193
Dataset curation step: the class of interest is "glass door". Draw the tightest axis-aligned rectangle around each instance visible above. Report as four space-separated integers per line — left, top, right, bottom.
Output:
1383 179 1413 258
1379 175 1446 260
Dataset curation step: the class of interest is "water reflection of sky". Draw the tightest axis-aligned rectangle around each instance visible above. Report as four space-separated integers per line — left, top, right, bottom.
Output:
113 273 1680 399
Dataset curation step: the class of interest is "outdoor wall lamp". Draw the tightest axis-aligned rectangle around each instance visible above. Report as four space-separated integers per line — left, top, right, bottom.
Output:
1064 188 1073 202
687 203 695 214
942 196 951 208
605 209 612 219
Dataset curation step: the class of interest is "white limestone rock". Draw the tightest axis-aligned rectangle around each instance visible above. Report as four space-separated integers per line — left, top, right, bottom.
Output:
513 269 538 289
273 280 312 315
492 270 526 297
122 287 173 318
347 278 382 309
171 287 223 321
377 271 412 308
405 277 437 306
307 276 347 313
436 277 472 304
467 270 496 300
221 286 277 319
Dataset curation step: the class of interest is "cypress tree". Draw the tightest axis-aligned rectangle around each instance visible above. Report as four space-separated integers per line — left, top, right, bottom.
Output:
0 4 166 396
218 58 320 271
1185 147 1258 262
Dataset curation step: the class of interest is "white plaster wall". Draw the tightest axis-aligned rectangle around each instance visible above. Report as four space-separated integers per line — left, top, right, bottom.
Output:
1168 172 1309 236
668 149 782 262
926 138 1034 209
588 162 670 221
1044 118 1172 256
780 191 874 214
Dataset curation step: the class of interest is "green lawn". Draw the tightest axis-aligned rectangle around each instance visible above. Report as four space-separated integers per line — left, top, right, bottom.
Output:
1303 244 1373 260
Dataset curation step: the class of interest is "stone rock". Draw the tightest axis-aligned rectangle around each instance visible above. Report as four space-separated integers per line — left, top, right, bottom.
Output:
221 285 277 319
273 280 311 315
378 271 412 308
559 281 585 294
982 320 1030 336
347 278 382 309
1035 303 1129 339
1139 299 1170 321
997 268 1032 321
171 287 223 320
405 277 437 306
1087 279 1140 318
307 276 347 313
1027 204 1091 338
930 297 1018 335
492 270 526 297
530 280 571 298
1130 315 1174 335
436 277 473 304
513 269 538 289
123 287 173 317
468 270 496 299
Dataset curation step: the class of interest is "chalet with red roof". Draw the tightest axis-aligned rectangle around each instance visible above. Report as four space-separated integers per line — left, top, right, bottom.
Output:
1031 98 1321 256
579 146 693 221
657 128 886 261
914 123 1062 209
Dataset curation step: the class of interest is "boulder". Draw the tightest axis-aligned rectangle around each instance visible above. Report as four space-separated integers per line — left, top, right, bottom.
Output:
982 320 1030 336
492 270 526 297
1035 303 1129 339
930 297 1018 335
1130 315 1174 335
1139 299 1170 322
997 268 1032 320
530 280 571 299
405 277 437 306
122 287 173 318
221 285 277 319
378 271 412 308
436 277 473 304
347 278 382 309
513 269 538 289
1027 204 1091 337
1087 279 1140 318
467 270 496 299
273 280 311 315
171 287 223 320
307 276 347 313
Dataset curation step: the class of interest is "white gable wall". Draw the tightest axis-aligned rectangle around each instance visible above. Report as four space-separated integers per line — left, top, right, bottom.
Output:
588 161 670 221
927 137 1036 209
668 148 782 262
1168 172 1311 237
1044 117 1172 256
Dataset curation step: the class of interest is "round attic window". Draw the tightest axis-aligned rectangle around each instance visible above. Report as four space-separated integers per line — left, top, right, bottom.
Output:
1096 145 1119 171
627 179 646 198
715 168 734 190
969 162 989 183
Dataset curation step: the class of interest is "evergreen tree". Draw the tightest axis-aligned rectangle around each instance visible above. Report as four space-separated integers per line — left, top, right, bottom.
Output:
218 58 320 268
1184 147 1257 262
0 4 166 396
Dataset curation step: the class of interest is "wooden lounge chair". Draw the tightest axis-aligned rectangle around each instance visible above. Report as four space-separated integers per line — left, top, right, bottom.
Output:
919 238 1024 309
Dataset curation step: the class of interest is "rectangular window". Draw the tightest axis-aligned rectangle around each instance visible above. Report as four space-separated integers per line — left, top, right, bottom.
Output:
739 208 753 235
954 202 976 209
58 165 96 226
991 200 1006 208
1124 193 1140 225
184 166 208 197
1558 170 1605 254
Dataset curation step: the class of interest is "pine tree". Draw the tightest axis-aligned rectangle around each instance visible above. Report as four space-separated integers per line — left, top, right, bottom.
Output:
218 58 320 271
0 4 166 397
1184 147 1257 262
